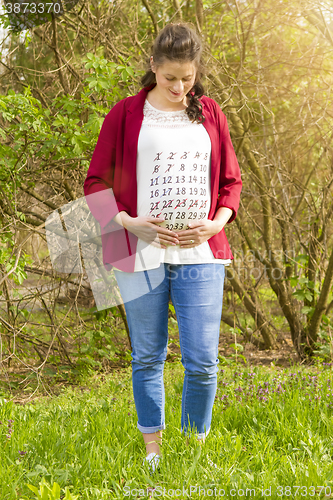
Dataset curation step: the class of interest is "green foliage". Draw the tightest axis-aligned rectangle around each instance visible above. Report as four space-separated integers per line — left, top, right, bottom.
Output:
219 344 247 366
0 233 33 285
291 277 315 304
313 329 333 361
83 53 135 94
0 55 136 196
1 364 333 499
76 307 130 370
23 478 79 500
289 255 332 334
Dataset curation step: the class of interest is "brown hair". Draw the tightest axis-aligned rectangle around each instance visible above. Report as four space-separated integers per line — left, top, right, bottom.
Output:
140 22 206 124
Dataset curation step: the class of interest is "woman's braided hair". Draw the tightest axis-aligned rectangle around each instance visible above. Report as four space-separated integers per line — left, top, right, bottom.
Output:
140 22 206 124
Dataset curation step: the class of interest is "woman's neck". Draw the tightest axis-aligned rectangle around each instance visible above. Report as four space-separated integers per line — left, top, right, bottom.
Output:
147 87 190 111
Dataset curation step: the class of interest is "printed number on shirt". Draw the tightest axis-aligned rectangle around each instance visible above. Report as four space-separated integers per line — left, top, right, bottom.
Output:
162 200 173 209
150 202 160 211
165 223 184 230
175 199 187 209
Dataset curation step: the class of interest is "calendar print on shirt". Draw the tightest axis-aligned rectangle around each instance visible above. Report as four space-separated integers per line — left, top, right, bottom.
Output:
148 149 211 231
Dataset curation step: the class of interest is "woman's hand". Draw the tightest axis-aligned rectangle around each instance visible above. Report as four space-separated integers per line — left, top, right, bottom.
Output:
175 219 223 248
123 215 180 249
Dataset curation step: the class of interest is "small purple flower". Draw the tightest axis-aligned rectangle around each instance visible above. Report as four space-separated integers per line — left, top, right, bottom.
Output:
18 451 27 456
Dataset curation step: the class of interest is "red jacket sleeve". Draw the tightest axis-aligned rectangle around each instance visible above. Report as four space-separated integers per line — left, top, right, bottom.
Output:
214 103 242 223
83 101 129 230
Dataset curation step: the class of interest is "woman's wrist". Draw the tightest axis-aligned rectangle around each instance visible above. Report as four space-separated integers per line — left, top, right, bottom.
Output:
112 211 132 229
212 207 233 233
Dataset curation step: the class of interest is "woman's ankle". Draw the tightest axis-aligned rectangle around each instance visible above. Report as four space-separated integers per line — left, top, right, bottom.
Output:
142 431 162 456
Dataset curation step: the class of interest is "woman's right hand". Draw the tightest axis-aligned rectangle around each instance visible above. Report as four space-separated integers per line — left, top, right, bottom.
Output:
123 215 180 249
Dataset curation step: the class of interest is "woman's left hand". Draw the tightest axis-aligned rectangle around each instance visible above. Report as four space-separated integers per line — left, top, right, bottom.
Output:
175 219 223 248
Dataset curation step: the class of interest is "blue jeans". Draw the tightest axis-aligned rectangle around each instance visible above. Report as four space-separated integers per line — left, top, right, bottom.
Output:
114 263 225 440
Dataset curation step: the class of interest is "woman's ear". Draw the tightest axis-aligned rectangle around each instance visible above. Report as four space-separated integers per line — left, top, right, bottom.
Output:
150 56 155 73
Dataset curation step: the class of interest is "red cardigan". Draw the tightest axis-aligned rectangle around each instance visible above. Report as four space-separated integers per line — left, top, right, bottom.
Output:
84 83 242 272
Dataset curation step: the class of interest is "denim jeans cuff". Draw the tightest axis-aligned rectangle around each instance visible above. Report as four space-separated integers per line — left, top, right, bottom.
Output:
181 426 211 440
137 422 166 433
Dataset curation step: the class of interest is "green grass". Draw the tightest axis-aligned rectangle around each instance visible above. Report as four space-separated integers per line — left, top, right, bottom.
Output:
1 363 333 499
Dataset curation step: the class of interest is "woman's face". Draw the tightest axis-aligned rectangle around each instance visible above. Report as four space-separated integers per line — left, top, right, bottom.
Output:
150 57 197 105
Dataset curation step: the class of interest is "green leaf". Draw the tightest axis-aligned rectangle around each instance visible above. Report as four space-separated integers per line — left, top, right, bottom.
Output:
51 482 61 499
296 254 309 265
27 484 39 495
322 314 330 325
301 306 315 315
169 303 175 314
298 277 309 285
289 276 298 287
99 80 110 89
230 342 244 352
292 290 306 300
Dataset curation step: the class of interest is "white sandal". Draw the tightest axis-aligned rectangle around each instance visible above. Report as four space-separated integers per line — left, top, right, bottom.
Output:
143 452 161 473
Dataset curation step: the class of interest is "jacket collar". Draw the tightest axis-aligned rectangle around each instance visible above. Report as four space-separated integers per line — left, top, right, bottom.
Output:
127 84 156 114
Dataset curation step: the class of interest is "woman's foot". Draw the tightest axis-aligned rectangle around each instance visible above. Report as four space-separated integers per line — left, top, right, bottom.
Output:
185 436 206 446
142 430 162 456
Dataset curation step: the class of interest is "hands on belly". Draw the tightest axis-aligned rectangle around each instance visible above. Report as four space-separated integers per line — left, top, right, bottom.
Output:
124 215 180 249
175 219 223 248
123 216 223 250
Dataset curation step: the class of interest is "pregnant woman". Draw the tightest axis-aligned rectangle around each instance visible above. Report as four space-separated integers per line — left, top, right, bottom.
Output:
84 22 242 473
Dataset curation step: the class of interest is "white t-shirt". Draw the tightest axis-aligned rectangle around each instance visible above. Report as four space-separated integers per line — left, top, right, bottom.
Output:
114 98 231 272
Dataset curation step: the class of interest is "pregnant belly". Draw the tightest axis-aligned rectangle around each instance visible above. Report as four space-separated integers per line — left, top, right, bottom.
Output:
150 200 209 231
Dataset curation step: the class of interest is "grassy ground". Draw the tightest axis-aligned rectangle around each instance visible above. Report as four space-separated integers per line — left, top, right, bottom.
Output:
1 362 333 499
